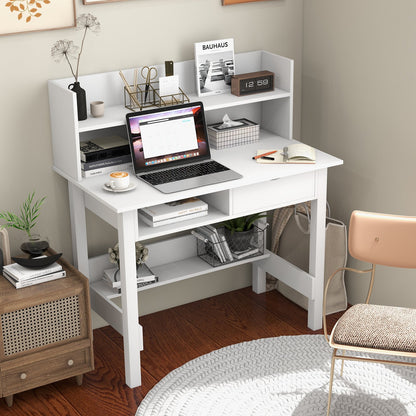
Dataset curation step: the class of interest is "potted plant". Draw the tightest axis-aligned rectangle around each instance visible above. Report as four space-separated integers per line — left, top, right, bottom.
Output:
0 192 48 256
223 213 267 252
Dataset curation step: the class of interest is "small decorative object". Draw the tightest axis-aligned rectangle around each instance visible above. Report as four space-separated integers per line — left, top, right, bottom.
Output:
231 71 274 96
223 213 267 252
11 253 62 269
90 100 104 117
108 242 149 282
51 13 101 121
0 192 49 256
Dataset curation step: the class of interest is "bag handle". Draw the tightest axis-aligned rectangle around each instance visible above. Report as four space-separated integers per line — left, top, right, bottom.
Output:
293 202 331 235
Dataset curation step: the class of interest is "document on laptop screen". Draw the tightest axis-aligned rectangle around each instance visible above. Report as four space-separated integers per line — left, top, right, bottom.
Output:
140 114 198 159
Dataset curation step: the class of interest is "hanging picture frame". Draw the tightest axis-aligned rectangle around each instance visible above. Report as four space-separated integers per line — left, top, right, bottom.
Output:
0 0 76 36
83 0 123 4
222 0 270 4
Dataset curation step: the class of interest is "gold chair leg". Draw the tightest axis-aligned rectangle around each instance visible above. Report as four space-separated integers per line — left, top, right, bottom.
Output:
340 350 345 377
327 349 337 416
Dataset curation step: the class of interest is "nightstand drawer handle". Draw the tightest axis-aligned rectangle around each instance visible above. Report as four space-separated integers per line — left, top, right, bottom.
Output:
67 359 74 366
20 373 27 380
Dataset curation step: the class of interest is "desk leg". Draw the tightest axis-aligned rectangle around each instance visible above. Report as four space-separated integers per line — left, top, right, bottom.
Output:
68 183 89 276
308 169 328 330
118 211 142 388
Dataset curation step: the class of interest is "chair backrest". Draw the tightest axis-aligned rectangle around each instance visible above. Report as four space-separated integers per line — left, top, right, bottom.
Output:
349 210 416 268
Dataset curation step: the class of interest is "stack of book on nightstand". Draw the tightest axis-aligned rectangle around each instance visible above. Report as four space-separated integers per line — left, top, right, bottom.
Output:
138 197 208 227
102 263 158 293
2 259 66 289
80 135 131 178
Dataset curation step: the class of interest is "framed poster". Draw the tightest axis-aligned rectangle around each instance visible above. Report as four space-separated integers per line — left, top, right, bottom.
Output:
83 0 123 4
1 0 75 36
222 0 270 4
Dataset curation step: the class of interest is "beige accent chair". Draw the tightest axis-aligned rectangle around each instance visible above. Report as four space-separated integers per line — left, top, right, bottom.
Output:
323 210 416 416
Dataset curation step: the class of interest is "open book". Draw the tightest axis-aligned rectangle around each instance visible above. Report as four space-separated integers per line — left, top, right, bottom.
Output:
256 143 316 164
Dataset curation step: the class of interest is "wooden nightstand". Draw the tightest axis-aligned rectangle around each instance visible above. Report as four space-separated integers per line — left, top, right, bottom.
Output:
0 250 94 406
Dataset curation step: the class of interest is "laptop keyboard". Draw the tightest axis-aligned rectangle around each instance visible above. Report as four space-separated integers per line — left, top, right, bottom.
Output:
140 161 230 185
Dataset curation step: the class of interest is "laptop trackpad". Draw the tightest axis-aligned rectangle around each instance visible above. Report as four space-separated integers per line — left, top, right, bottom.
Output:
152 170 242 194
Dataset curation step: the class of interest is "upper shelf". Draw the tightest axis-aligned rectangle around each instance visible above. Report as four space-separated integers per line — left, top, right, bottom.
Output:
77 87 291 133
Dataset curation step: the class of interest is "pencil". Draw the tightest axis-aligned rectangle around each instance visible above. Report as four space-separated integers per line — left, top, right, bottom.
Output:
252 150 277 160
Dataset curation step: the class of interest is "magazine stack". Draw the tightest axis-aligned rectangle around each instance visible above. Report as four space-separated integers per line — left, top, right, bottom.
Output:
2 258 66 289
138 197 208 227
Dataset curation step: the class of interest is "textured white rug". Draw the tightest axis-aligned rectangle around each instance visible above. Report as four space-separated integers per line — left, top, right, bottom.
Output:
136 335 416 416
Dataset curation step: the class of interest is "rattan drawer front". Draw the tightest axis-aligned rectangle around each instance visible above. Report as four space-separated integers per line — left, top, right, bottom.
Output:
1 347 92 396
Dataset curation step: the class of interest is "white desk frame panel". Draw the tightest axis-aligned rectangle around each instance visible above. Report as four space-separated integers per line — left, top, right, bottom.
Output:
48 51 343 388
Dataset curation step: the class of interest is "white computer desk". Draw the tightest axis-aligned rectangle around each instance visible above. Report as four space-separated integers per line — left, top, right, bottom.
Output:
64 132 342 388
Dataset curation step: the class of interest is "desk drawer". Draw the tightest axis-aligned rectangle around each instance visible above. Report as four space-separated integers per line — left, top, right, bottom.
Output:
231 172 315 215
1 346 92 396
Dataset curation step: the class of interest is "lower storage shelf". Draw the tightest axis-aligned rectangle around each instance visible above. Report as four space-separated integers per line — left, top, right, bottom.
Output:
89 234 270 300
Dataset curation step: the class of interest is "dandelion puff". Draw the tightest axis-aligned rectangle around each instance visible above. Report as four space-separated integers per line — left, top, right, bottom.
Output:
51 39 79 63
76 13 101 34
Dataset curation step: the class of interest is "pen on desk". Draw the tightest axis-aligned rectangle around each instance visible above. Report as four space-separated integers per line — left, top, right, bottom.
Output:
252 150 277 160
261 156 275 160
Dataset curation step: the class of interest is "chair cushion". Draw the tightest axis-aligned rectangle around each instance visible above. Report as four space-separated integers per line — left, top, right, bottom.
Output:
332 303 416 352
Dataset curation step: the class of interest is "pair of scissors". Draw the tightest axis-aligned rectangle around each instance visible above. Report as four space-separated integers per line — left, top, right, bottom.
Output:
141 66 158 103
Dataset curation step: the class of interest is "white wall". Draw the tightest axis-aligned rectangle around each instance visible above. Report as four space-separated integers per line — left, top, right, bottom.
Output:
0 0 303 326
302 1 416 307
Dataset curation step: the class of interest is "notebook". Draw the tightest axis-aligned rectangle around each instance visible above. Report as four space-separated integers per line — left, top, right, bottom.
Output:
126 101 242 194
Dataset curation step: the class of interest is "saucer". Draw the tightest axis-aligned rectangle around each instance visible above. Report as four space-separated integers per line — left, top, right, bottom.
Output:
103 182 137 193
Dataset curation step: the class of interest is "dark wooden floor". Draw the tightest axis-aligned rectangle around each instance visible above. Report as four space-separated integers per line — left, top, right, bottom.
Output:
0 287 342 415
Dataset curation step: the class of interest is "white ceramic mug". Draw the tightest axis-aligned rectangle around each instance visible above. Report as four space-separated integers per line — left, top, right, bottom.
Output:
90 101 104 117
109 171 129 190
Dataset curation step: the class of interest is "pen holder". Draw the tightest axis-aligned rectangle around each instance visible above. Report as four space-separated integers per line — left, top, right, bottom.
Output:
124 82 190 111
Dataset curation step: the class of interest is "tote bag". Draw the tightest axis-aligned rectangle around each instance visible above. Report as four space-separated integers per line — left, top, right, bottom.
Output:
275 204 348 315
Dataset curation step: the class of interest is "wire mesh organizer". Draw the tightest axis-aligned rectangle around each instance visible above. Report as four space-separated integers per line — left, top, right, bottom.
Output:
124 82 190 111
196 225 266 267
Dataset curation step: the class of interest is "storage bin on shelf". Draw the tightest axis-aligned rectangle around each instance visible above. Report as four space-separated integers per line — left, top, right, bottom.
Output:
196 225 266 267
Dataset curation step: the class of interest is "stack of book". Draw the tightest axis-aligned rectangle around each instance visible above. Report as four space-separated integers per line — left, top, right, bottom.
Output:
102 263 157 293
80 135 131 178
2 259 66 289
138 197 208 227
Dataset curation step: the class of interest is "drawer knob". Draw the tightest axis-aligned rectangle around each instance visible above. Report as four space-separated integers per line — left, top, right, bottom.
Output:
67 359 74 366
20 373 27 380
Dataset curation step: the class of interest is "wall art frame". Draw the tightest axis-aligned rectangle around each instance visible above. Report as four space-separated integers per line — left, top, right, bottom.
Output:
222 0 270 4
83 0 124 4
0 0 76 36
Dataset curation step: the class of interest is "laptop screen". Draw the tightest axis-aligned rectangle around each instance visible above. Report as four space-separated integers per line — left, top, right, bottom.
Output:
126 102 211 174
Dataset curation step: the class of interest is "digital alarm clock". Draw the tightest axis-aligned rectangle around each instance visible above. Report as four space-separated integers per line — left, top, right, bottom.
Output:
231 70 274 96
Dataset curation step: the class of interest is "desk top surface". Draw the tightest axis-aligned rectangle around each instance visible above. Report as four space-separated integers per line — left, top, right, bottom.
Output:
60 134 343 214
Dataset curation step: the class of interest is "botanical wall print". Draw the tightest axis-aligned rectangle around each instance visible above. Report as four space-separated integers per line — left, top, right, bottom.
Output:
1 0 75 35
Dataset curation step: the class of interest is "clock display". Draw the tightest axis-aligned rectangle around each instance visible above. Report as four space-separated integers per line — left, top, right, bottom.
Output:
231 71 274 96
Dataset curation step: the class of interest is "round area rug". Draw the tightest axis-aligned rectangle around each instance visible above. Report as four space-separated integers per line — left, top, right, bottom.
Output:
136 335 416 416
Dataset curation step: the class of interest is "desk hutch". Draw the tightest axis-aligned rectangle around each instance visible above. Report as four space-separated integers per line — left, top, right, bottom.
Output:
48 51 343 388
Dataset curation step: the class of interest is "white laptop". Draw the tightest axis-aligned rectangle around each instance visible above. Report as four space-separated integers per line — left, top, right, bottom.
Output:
125 101 242 194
